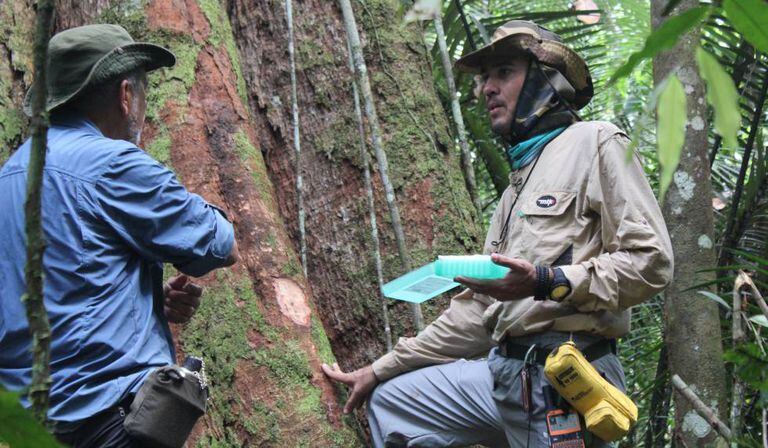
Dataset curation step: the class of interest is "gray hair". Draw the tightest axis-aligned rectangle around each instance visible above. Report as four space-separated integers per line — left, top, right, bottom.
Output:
53 67 148 118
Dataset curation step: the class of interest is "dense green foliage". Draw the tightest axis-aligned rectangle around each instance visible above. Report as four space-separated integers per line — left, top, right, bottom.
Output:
0 389 60 447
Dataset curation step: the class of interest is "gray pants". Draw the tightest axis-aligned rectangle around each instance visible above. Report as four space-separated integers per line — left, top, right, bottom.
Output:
367 332 626 447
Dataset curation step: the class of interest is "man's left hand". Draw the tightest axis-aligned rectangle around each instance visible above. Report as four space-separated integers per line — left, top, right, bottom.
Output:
164 274 203 323
455 253 537 301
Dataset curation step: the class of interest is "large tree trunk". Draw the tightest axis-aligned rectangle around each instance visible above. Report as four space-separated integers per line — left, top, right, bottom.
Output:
4 0 363 445
652 1 728 446
0 0 35 165
2 0 482 444
227 0 482 371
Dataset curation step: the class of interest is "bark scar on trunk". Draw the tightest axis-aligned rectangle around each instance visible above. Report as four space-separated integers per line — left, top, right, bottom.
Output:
274 277 311 326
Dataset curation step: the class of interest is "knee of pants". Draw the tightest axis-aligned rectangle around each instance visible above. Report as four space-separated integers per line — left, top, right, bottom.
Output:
367 381 394 438
367 382 387 416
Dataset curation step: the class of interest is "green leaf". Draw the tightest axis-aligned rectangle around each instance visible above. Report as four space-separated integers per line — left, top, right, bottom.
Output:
609 6 710 84
656 74 687 200
750 315 768 328
695 47 740 149
697 290 731 310
723 0 768 53
0 390 61 447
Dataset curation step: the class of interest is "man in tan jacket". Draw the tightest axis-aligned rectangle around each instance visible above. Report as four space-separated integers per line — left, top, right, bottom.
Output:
323 20 673 447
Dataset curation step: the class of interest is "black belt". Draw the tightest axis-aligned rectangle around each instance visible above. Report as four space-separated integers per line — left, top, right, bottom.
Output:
54 394 134 437
499 338 616 365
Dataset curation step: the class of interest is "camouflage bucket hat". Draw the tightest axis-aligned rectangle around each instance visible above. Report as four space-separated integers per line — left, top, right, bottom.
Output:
455 20 593 109
23 24 176 117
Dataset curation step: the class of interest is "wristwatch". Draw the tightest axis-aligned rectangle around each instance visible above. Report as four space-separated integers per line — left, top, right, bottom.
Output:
533 265 551 301
549 267 572 302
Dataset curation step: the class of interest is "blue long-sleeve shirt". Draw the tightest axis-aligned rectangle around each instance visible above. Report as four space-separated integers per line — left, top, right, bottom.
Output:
0 115 234 425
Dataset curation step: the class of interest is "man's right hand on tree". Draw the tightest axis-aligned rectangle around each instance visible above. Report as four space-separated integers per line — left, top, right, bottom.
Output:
321 363 379 414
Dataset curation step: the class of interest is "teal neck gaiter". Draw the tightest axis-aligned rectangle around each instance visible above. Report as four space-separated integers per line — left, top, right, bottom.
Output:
506 126 567 171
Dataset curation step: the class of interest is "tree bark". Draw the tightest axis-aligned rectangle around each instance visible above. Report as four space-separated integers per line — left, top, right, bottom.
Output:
339 0 424 332
653 1 728 446
227 0 482 371
433 9 481 217
0 0 35 164
16 0 360 445
4 0 483 443
346 36 392 351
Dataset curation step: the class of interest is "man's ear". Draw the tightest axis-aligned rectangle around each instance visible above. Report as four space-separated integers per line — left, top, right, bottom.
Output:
118 79 133 118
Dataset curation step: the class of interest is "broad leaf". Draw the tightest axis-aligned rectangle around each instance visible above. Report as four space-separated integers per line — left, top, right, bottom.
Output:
0 390 61 447
697 290 731 310
656 74 687 200
723 0 768 53
609 6 710 84
750 315 768 328
695 47 740 150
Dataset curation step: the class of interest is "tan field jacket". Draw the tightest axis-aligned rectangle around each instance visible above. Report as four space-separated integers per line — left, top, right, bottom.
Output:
372 121 674 381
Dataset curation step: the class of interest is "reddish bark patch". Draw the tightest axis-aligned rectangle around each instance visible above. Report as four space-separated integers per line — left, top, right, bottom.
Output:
403 177 436 249
146 0 210 43
178 40 347 435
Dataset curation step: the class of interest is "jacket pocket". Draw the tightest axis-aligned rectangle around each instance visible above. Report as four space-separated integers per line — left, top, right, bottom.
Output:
519 191 577 261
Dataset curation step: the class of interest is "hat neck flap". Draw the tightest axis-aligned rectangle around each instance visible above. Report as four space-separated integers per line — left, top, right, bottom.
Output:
506 61 577 145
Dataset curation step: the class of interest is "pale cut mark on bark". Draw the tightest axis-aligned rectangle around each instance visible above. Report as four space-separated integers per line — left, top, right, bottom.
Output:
285 0 307 278
274 278 311 327
433 9 481 218
338 0 423 331
346 37 392 351
672 374 732 441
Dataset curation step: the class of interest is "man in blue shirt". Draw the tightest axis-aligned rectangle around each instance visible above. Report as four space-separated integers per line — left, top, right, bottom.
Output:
0 24 238 447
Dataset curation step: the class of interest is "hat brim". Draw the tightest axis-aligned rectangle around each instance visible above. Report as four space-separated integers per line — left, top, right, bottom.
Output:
23 42 176 117
456 34 593 109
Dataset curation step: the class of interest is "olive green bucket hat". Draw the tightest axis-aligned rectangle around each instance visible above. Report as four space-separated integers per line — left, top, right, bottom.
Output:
23 23 176 117
455 20 593 109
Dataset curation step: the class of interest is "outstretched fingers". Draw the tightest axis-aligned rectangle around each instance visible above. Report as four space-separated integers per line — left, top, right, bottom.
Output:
454 276 497 295
490 253 528 272
321 363 351 384
321 363 378 414
344 386 367 414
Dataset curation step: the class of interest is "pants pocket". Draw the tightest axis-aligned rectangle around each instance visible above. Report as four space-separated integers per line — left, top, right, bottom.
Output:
487 349 525 408
593 354 626 392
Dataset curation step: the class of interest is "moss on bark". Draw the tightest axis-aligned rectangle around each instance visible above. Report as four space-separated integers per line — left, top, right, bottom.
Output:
0 1 34 163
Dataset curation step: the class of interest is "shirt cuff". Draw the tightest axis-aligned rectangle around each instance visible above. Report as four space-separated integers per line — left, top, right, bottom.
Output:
559 263 591 307
210 207 235 259
371 352 407 382
174 208 235 277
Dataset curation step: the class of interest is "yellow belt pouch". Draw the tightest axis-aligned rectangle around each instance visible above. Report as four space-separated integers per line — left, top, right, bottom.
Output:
543 341 637 442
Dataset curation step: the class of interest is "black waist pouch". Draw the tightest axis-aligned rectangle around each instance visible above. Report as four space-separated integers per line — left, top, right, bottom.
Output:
124 365 208 448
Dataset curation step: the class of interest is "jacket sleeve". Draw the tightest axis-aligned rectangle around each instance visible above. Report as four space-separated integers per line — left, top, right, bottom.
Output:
92 145 235 277
371 289 495 381
559 134 674 312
